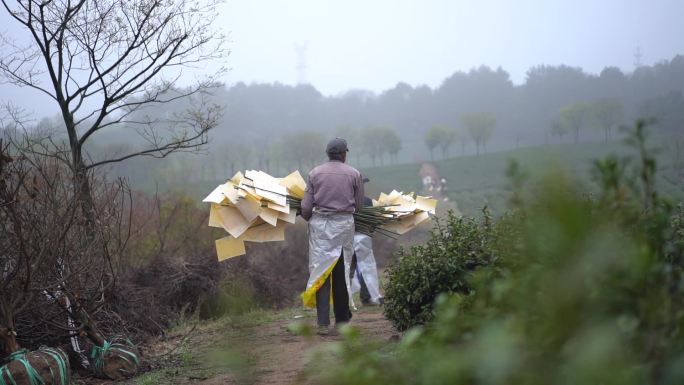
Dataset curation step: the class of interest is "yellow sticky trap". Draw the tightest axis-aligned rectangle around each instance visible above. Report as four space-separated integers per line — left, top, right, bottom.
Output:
249 170 284 186
389 195 414 213
241 222 286 243
247 170 288 206
267 201 290 214
259 207 279 226
235 194 261 222
216 236 246 261
208 203 223 228
416 196 438 214
216 205 253 238
202 185 227 204
382 217 415 235
238 183 259 200
220 182 239 204
278 209 297 224
230 171 244 185
255 185 287 206
409 211 431 226
387 190 404 205
280 170 306 199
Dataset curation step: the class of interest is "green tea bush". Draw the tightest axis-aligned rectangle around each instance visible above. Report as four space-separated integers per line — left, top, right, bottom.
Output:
383 211 498 331
307 121 684 385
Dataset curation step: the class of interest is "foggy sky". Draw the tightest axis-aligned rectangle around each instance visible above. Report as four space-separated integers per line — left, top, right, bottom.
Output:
220 0 684 94
1 0 683 117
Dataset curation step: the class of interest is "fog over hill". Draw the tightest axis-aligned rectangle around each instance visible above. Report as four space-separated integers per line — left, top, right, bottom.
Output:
66 56 684 191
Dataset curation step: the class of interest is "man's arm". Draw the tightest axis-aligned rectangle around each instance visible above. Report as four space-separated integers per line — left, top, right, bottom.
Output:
301 175 314 221
354 173 365 213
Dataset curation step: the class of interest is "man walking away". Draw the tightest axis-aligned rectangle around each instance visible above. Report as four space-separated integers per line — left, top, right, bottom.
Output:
350 183 384 306
350 233 384 306
300 138 364 335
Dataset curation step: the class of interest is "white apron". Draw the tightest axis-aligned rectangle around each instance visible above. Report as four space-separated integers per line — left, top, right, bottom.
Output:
350 233 382 302
301 211 354 308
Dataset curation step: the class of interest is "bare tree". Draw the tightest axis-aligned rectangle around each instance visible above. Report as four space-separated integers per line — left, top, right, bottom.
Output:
0 0 226 223
1 105 135 351
1 132 138 371
0 138 79 347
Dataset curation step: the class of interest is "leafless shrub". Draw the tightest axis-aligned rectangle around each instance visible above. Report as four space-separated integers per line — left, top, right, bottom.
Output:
0 134 134 368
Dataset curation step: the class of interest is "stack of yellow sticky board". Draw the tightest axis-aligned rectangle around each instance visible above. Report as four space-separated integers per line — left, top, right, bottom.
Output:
373 190 438 235
203 170 306 261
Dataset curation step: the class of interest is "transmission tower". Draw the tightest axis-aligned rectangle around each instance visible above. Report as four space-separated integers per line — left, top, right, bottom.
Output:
294 42 308 85
634 46 644 69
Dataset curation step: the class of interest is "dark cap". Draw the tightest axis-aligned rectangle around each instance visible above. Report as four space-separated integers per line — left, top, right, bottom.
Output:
326 137 349 154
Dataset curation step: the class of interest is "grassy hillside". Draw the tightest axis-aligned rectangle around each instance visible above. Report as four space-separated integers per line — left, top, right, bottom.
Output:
363 139 683 216
151 134 682 219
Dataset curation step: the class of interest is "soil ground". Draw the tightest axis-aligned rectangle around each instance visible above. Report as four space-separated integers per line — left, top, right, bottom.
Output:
79 305 396 385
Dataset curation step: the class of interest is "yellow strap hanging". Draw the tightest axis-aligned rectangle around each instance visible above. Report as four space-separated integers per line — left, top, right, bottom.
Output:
300 259 340 308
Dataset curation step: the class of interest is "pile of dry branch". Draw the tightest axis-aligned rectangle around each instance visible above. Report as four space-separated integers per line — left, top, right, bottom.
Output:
1 140 141 381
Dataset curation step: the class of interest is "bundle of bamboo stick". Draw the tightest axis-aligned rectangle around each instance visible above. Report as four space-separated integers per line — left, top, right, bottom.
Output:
289 188 437 237
204 170 437 261
203 170 306 260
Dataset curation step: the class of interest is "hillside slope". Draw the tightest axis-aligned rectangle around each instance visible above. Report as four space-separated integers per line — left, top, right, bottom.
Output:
362 140 682 216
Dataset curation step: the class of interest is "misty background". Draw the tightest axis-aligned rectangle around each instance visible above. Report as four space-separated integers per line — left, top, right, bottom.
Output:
1 0 683 194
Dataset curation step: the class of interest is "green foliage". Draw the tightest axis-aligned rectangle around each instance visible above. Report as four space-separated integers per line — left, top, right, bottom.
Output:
673 205 684 257
281 129 326 170
136 371 165 385
361 126 399 166
198 276 260 319
126 192 215 266
461 112 496 155
425 125 455 160
303 324 404 385
558 98 625 144
335 125 363 166
549 116 571 141
309 122 684 385
640 90 684 132
592 98 624 142
386 130 402 164
559 101 593 143
383 211 497 331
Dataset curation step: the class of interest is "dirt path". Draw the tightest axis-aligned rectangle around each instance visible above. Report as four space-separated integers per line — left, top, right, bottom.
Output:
197 307 396 385
102 306 396 385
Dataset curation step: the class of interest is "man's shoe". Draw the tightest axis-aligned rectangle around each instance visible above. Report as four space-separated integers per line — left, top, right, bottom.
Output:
317 325 330 335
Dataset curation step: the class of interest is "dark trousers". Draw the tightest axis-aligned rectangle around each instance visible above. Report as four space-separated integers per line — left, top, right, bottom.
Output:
350 253 371 304
316 253 351 326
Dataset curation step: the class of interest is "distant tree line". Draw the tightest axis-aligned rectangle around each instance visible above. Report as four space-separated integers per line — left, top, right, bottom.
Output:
18 55 684 186
217 56 681 149
205 56 683 161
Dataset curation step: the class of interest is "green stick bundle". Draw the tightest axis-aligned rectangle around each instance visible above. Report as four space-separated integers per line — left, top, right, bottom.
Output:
287 196 400 238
